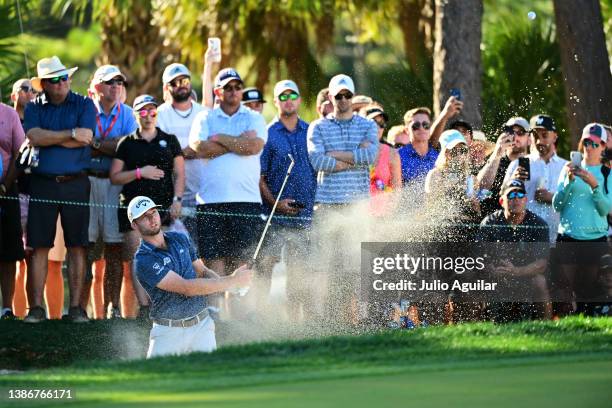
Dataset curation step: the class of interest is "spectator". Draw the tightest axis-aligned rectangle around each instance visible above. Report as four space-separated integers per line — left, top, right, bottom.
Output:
87 65 138 319
477 117 530 217
387 125 409 148
449 119 473 144
188 68 267 282
351 95 373 113
315 88 333 119
157 62 208 248
469 130 495 173
258 80 317 316
503 115 567 245
110 95 185 317
10 79 36 123
552 123 612 315
0 103 26 319
307 73 378 323
477 178 551 321
359 104 401 216
242 87 266 113
23 56 96 323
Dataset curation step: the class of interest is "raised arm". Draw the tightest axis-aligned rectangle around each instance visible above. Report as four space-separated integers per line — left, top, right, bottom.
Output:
156 265 253 296
430 96 463 149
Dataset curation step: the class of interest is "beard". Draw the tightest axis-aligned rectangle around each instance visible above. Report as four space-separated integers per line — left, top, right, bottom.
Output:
140 224 161 236
170 87 191 103
536 144 552 156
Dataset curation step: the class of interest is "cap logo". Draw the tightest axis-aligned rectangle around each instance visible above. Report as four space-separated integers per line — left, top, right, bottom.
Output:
172 67 181 74
537 117 544 125
248 91 257 98
135 199 149 209
339 78 348 85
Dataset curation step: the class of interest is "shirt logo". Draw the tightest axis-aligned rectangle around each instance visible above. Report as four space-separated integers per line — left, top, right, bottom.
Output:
159 140 167 148
163 257 171 265
179 249 184 254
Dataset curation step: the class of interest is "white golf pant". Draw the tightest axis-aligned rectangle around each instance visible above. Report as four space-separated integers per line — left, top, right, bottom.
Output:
146 316 216 358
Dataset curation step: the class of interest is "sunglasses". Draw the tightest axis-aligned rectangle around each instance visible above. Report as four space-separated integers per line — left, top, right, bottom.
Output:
103 78 125 86
44 75 69 84
334 92 353 100
137 109 157 118
20 85 34 93
224 84 244 92
505 127 527 136
169 77 191 88
506 191 526 200
278 92 299 102
411 121 431 130
582 140 600 148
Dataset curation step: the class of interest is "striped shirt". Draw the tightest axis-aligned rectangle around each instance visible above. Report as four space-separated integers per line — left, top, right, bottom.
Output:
307 114 379 204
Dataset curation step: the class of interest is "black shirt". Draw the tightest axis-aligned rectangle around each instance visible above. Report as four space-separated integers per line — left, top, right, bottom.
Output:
115 127 182 208
480 155 511 216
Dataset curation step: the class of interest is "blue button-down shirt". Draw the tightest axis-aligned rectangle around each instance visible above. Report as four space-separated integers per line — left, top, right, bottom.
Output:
261 117 316 228
307 114 379 204
134 232 206 320
90 101 138 172
24 91 97 175
398 144 439 185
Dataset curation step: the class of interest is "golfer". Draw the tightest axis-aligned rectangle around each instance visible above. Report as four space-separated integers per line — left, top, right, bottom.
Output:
128 196 253 358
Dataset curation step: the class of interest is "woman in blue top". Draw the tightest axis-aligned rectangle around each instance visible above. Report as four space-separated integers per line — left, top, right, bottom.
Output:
552 123 612 315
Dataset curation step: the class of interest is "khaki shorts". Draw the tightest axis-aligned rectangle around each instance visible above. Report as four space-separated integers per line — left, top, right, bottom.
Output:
88 176 123 244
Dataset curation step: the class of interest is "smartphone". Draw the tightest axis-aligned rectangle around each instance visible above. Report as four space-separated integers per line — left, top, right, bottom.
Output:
208 37 221 63
518 157 531 180
570 151 582 168
450 88 462 101
288 201 306 209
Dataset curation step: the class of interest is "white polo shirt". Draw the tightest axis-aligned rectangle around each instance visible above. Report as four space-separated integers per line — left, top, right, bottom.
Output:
504 152 568 244
188 105 267 204
157 101 207 208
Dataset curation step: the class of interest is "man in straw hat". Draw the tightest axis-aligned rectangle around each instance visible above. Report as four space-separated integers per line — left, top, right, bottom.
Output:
23 56 97 323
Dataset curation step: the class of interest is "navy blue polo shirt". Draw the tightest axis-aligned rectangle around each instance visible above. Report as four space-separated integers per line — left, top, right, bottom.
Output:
24 91 96 175
134 232 206 320
260 117 316 228
398 144 439 185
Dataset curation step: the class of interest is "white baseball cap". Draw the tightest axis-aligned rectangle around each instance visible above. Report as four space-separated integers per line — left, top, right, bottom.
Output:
328 74 355 97
127 196 161 223
274 80 300 98
439 129 467 151
162 63 191 85
92 65 126 85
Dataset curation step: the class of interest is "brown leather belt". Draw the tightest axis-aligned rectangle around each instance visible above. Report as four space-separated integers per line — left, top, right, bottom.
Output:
36 172 87 183
152 309 210 328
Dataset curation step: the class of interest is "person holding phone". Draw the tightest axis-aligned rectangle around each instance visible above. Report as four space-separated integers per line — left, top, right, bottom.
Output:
503 115 567 245
552 123 612 315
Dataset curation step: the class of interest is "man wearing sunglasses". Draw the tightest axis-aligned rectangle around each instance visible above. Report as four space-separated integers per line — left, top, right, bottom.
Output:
307 73 379 323
502 115 567 245
258 80 317 315
189 68 267 288
477 178 550 321
477 117 531 217
85 65 138 319
23 56 97 323
10 79 37 123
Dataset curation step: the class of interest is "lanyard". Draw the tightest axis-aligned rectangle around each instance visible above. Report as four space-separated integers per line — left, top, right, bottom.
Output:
96 103 121 140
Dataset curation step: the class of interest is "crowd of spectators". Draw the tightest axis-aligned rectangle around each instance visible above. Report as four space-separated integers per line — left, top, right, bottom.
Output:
0 50 610 327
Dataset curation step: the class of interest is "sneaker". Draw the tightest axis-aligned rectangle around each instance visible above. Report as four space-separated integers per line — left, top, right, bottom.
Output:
67 306 90 323
24 306 47 324
1 309 15 320
108 307 121 319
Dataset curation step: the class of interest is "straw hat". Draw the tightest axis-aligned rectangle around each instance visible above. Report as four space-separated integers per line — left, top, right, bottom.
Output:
31 56 78 91
471 130 495 156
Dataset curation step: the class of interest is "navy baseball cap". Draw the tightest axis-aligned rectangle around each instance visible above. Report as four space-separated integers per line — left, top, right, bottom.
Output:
133 94 158 111
530 114 556 131
242 87 266 103
502 178 527 196
214 68 243 89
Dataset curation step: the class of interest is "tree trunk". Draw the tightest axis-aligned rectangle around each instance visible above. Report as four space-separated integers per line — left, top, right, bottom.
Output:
398 0 435 78
432 0 483 128
553 0 612 147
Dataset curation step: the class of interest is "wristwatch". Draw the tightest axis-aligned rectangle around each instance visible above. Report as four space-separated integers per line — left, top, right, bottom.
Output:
92 140 101 150
71 128 77 140
173 196 182 203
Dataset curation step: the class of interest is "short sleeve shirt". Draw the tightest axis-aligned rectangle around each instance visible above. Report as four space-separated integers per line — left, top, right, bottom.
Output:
90 101 138 172
23 91 97 175
0 103 25 180
134 232 206 320
115 128 182 207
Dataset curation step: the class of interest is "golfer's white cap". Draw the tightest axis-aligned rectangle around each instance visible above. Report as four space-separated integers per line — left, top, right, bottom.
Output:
127 196 161 223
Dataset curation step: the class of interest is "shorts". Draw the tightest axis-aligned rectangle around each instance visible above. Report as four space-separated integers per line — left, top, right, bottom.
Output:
88 176 123 243
48 217 67 262
556 234 609 266
0 186 26 262
27 174 90 248
196 202 264 260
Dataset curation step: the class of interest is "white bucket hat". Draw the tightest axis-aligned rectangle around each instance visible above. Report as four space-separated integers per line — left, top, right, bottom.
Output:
31 56 78 91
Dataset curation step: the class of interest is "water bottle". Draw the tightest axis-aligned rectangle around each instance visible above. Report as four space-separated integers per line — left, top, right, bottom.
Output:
465 176 475 197
30 147 40 168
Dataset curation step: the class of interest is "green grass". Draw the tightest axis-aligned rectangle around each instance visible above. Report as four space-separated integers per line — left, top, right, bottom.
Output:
0 317 610 407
